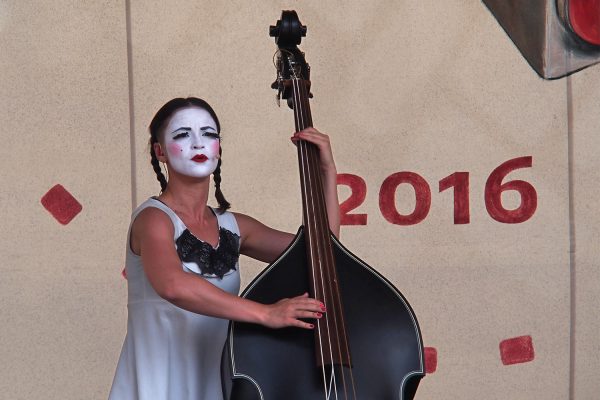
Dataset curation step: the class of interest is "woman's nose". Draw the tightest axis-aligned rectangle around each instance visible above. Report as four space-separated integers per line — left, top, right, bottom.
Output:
192 138 205 149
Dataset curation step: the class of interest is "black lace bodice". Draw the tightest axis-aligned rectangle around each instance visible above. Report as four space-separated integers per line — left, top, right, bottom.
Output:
175 227 240 279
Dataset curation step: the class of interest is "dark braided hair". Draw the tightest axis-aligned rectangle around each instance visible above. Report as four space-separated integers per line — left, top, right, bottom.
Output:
148 97 231 213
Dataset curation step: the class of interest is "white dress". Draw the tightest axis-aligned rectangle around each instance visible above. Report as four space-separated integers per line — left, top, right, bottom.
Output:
109 198 241 400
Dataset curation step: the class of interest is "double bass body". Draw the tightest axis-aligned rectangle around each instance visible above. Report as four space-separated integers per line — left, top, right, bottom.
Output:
222 11 425 400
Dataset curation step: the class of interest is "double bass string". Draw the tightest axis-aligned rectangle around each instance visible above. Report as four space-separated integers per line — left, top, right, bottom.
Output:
295 79 344 400
304 139 344 400
294 77 358 399
296 77 358 400
293 78 342 400
291 78 334 399
301 82 356 399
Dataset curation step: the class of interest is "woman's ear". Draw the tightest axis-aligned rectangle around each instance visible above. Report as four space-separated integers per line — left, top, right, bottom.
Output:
153 142 167 162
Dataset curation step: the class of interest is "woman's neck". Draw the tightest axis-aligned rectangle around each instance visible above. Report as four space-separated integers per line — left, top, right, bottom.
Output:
158 176 212 221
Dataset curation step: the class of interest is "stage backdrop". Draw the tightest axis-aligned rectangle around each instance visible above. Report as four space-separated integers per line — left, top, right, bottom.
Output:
1 1 598 399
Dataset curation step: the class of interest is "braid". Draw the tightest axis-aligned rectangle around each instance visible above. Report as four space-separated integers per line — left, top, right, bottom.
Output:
213 147 231 213
150 140 168 192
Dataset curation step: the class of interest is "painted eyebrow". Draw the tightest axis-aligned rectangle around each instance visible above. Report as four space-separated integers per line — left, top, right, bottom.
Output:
170 126 216 134
170 127 191 135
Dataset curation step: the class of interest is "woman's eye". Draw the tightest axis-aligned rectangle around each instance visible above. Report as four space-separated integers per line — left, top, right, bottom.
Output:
204 132 221 139
173 132 189 140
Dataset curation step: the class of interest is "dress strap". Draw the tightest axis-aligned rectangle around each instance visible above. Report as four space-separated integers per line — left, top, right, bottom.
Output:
131 198 187 240
212 208 241 237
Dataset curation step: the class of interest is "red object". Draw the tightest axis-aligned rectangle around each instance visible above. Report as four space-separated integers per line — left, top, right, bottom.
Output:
192 154 208 162
40 184 82 225
499 335 535 365
379 172 431 225
484 156 537 224
337 173 368 225
439 172 470 224
424 347 437 374
122 267 127 280
569 0 600 45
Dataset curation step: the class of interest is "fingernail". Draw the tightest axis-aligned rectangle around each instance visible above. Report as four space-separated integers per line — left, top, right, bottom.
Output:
316 313 322 318
309 324 314 329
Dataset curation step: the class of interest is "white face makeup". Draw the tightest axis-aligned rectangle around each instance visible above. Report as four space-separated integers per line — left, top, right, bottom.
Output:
161 107 221 179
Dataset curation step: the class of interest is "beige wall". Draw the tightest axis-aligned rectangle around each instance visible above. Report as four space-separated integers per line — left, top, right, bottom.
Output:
571 66 600 400
1 1 598 399
0 1 131 398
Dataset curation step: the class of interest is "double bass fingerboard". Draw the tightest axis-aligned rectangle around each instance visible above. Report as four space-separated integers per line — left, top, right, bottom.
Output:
290 76 352 369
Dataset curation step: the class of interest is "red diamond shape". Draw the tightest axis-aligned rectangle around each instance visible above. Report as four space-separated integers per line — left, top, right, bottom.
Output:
499 335 535 365
424 347 437 374
41 184 82 225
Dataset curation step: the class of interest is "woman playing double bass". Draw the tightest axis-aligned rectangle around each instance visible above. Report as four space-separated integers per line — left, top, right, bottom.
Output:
109 97 340 400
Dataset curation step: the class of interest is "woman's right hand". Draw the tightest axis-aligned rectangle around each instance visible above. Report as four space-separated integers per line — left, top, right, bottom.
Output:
261 293 325 329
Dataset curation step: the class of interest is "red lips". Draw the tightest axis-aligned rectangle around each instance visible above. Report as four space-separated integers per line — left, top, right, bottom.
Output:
192 154 208 162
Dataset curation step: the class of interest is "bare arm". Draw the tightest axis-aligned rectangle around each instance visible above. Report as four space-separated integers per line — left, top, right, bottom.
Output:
234 213 295 263
131 207 324 329
234 127 340 263
129 128 338 327
293 128 340 238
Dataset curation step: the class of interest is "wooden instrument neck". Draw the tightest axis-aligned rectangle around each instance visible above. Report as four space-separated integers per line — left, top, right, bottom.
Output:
291 77 351 368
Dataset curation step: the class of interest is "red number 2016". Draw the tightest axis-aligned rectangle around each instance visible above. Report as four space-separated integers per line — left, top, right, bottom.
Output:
337 156 537 226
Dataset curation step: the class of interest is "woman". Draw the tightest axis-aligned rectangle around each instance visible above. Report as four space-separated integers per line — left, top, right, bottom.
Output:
109 97 340 399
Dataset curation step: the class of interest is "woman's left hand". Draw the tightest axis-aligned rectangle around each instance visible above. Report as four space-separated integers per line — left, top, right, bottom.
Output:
291 128 336 173
290 127 340 237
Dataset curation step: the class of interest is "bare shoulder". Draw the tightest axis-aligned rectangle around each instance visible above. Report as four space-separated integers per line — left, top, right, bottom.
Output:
230 212 294 262
134 206 173 232
230 212 264 237
130 206 174 254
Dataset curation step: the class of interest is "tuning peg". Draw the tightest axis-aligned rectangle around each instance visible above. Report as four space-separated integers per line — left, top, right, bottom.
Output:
270 10 306 47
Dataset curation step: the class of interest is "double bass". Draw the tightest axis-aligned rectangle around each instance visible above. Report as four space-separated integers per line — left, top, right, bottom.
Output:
222 10 425 399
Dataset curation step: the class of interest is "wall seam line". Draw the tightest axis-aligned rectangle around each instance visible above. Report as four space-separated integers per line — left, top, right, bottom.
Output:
125 0 137 212
566 73 576 400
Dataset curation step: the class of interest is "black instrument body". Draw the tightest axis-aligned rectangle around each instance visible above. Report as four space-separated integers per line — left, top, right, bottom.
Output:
222 10 425 399
222 229 424 399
